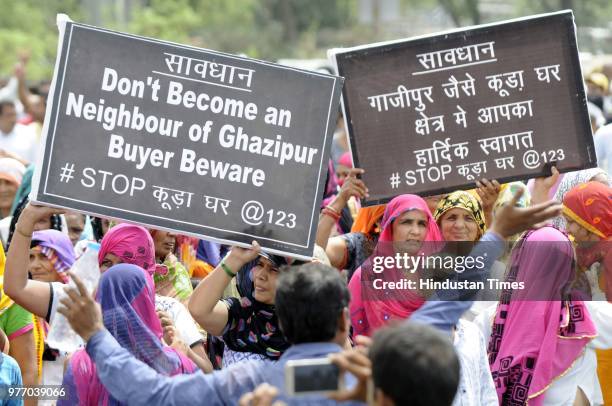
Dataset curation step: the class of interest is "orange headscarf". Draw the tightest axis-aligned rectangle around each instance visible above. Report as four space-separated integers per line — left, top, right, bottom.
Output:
564 181 612 406
563 181 612 239
350 205 386 236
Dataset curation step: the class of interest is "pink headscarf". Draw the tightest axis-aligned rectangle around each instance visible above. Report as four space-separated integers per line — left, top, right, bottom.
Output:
322 160 340 208
98 223 164 290
488 227 596 405
62 264 195 405
349 195 443 336
337 152 353 169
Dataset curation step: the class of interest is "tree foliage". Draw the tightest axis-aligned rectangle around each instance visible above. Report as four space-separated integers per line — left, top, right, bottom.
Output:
1 0 610 82
0 0 82 81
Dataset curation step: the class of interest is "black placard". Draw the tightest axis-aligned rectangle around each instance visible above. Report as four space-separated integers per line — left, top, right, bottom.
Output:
332 10 595 205
32 19 343 259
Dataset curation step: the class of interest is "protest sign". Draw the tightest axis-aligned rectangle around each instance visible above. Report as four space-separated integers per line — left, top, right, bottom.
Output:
32 16 343 259
331 10 595 205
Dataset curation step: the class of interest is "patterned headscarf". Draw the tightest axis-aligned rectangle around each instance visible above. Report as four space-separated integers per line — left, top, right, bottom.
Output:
433 190 486 239
562 181 612 239
61 264 195 405
563 181 612 300
552 168 609 230
488 227 596 406
31 230 75 284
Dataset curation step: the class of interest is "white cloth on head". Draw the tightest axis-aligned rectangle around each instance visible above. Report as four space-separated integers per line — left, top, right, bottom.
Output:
0 157 26 185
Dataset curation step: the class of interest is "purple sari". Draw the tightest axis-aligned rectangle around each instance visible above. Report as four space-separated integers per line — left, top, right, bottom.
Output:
60 264 195 405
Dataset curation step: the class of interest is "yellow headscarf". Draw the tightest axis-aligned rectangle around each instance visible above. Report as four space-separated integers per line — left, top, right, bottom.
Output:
433 190 486 238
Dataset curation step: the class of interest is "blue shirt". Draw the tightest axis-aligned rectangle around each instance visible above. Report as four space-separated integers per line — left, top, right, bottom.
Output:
86 331 364 405
0 352 23 406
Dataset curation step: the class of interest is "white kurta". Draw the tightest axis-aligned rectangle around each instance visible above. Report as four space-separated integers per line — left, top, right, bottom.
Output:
453 319 498 406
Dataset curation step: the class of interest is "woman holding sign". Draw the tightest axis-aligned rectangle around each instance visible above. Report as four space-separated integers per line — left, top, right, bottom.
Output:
188 242 291 367
434 190 486 243
4 205 212 375
348 194 444 337
27 230 75 388
432 191 499 406
433 189 507 301
316 168 378 277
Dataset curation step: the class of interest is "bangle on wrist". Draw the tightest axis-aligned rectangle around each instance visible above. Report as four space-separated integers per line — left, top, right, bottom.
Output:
322 208 341 222
325 205 341 215
221 261 236 278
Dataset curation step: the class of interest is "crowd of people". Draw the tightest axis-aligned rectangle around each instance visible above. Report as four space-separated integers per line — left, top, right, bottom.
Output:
0 51 609 406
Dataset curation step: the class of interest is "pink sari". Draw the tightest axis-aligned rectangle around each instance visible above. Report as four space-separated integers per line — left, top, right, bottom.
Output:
61 264 195 405
488 227 596 405
349 195 443 336
98 223 165 290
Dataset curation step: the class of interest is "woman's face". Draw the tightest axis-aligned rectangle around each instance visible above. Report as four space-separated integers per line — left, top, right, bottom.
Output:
99 252 123 273
29 248 62 283
335 164 351 185
439 208 479 242
65 213 85 246
392 209 428 253
252 257 280 305
0 179 17 213
563 215 601 242
152 230 176 260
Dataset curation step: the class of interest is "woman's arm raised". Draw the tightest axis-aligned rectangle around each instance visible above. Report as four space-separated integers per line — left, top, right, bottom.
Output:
4 203 65 318
188 242 260 336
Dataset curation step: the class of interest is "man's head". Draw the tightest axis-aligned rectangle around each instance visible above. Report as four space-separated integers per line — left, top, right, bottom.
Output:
370 323 460 406
275 262 350 345
26 94 46 123
0 102 17 134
